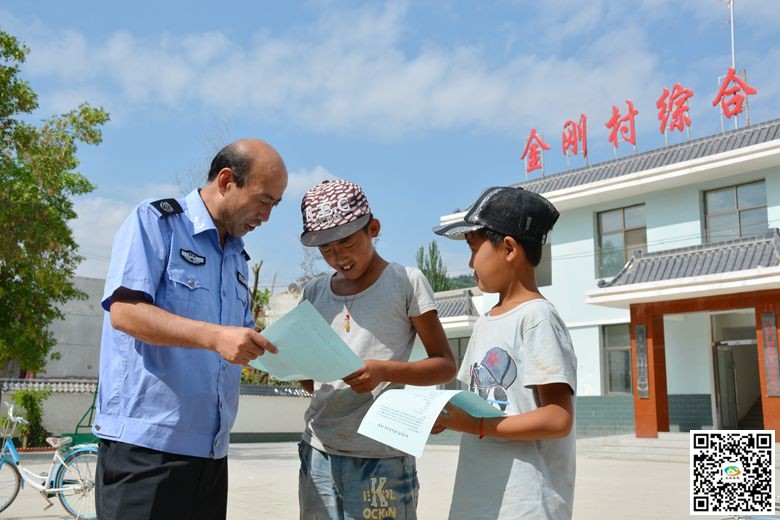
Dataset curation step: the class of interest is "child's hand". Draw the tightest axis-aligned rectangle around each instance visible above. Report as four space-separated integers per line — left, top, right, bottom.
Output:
431 409 448 434
432 403 479 435
342 360 385 393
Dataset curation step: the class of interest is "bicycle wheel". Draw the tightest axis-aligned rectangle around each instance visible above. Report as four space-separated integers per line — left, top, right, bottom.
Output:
55 447 98 519
0 460 21 513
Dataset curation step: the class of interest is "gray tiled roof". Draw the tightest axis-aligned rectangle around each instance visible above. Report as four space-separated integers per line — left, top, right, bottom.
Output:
598 229 780 288
0 378 97 394
518 118 780 194
435 289 479 318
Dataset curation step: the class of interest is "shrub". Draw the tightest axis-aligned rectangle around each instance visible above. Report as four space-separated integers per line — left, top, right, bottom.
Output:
241 367 300 387
10 388 51 448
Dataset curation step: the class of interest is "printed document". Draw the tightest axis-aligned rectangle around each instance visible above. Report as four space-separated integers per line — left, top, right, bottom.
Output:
358 389 505 457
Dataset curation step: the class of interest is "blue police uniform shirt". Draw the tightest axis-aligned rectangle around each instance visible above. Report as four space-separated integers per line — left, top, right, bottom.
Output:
93 189 253 459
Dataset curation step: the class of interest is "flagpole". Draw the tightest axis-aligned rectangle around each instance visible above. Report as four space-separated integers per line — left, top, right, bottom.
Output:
729 0 736 69
729 0 738 128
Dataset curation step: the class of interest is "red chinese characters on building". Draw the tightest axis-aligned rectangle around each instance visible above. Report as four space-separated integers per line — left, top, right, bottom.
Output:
520 128 551 174
712 67 757 119
562 114 588 159
605 100 639 149
656 83 694 134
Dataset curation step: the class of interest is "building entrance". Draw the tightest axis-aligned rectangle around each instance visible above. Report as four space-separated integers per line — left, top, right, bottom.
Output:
711 311 762 430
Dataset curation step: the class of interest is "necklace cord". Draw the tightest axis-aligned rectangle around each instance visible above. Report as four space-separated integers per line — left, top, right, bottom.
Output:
342 278 356 332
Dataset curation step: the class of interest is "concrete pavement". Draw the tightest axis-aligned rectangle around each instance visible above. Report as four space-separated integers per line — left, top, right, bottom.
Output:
2 441 776 519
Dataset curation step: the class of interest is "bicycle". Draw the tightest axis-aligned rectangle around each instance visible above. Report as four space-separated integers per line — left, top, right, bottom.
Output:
0 402 98 518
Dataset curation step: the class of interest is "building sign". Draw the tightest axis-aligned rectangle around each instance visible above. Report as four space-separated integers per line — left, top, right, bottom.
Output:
562 114 588 162
712 67 757 119
656 83 694 135
761 312 780 397
605 99 639 151
520 66 758 175
520 128 551 174
635 323 649 399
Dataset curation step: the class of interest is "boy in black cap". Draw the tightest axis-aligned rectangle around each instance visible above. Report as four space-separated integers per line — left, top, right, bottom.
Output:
297 179 456 520
433 186 577 520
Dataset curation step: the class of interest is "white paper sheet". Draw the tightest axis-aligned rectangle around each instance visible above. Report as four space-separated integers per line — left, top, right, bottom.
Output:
357 389 505 457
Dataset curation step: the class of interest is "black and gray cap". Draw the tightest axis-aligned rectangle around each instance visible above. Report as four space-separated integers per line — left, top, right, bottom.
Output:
433 186 559 245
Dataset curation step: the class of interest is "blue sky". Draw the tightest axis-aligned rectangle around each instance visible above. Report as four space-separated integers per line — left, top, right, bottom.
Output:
3 0 780 290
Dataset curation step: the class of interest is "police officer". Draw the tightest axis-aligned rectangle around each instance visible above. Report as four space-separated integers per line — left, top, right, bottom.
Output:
94 139 288 519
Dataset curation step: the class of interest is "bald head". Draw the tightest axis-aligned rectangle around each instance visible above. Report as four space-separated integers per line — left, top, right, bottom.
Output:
201 139 288 244
207 139 287 187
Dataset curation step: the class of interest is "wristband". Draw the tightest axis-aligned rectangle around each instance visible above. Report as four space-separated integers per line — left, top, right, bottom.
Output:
478 417 485 439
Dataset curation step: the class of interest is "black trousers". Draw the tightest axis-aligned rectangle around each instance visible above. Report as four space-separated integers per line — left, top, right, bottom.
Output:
96 439 228 520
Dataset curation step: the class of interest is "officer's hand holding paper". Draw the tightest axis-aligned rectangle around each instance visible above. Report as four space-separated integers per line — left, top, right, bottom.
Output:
357 389 505 458
250 300 362 381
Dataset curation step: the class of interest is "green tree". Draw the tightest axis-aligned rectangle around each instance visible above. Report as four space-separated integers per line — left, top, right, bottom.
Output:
250 260 272 331
448 273 476 289
416 240 452 292
8 388 51 448
0 30 109 375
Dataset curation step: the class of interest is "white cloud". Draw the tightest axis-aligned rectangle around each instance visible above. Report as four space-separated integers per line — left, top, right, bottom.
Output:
10 1 778 138
44 86 109 115
69 183 181 279
70 196 133 279
686 0 780 33
286 165 337 201
128 182 183 202
8 2 663 137
24 29 91 81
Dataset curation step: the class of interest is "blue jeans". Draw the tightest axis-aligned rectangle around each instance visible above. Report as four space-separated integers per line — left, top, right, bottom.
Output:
298 441 419 520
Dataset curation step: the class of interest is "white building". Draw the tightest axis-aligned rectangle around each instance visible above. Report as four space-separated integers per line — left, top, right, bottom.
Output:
431 118 780 438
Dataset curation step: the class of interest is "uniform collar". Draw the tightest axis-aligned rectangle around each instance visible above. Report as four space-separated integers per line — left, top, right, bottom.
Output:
185 189 217 235
184 189 245 253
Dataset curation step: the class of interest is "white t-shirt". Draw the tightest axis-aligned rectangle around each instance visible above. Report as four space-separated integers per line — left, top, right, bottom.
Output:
302 263 437 458
448 299 577 520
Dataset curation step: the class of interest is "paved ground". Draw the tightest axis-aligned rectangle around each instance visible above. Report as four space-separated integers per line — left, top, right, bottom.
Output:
3 441 777 519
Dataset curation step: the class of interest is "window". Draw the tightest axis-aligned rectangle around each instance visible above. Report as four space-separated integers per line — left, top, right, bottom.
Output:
535 243 552 287
444 337 470 390
704 180 767 242
597 204 646 278
603 324 632 394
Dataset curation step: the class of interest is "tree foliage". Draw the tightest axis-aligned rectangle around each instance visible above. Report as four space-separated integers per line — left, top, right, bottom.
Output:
448 273 476 289
8 388 51 448
416 240 452 292
0 30 110 374
250 261 272 331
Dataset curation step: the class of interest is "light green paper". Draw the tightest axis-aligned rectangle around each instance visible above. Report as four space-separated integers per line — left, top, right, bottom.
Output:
448 390 506 418
249 300 363 382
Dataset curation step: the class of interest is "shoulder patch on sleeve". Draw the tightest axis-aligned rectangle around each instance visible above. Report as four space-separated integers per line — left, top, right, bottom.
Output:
149 198 183 217
242 249 251 261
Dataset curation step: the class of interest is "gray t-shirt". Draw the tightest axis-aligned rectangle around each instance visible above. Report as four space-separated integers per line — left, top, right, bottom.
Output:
449 299 577 520
301 262 437 458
